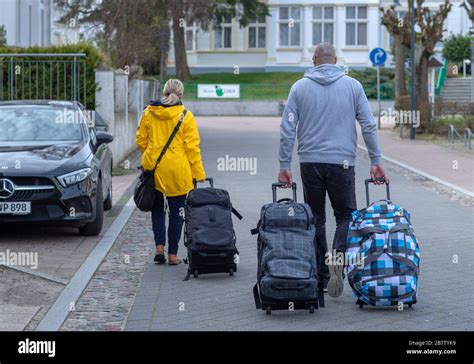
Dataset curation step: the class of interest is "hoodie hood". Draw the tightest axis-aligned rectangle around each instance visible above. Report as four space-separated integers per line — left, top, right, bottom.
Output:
146 103 185 121
304 64 345 86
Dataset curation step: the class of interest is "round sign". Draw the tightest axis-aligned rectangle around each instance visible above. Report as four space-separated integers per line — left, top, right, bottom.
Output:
370 48 387 66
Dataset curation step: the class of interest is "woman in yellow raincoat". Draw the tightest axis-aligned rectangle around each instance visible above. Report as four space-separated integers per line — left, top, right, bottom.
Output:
136 79 206 265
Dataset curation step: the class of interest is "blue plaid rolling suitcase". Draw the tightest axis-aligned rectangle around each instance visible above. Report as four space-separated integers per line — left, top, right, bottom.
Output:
346 178 420 308
251 183 325 315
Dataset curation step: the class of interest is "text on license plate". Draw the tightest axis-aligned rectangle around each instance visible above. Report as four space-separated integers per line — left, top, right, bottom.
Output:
0 202 31 215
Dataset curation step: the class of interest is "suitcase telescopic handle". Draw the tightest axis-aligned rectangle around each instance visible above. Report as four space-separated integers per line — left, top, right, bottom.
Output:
364 178 390 206
194 177 214 188
272 182 297 203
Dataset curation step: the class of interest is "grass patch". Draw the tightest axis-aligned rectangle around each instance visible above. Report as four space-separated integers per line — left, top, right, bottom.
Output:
161 69 395 100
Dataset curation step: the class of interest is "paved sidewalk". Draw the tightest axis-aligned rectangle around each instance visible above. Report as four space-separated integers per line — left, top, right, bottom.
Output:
0 151 140 331
363 128 473 194
123 117 473 331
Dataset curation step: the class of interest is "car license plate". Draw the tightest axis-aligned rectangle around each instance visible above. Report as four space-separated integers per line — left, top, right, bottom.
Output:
0 202 31 215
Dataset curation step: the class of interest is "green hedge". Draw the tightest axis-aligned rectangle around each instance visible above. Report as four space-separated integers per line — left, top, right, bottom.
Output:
442 34 471 63
0 43 103 109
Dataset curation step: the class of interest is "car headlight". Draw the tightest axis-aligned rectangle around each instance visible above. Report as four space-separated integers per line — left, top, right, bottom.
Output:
57 168 93 187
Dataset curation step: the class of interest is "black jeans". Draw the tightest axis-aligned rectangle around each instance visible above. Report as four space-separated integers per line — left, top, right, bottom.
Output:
151 190 186 255
300 163 357 282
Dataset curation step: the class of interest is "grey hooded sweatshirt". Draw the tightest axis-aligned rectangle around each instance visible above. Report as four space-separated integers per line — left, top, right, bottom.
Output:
279 64 382 169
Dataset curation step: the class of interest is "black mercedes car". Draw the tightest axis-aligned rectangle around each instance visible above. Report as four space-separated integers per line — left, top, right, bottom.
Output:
0 100 114 235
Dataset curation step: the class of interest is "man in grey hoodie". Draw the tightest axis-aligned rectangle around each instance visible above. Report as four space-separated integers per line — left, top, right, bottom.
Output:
278 42 388 298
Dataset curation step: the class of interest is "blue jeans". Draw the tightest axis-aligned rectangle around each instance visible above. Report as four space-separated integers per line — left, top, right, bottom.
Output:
151 190 186 255
300 163 357 282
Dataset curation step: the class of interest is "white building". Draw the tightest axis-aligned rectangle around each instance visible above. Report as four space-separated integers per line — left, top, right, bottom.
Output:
0 0 97 47
0 0 52 47
50 0 99 45
169 0 471 72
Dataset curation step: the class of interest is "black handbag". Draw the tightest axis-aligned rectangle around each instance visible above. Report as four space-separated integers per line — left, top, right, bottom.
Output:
133 110 187 212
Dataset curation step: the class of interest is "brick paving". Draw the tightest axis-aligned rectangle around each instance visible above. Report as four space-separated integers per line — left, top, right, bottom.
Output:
0 151 141 331
120 117 474 331
61 210 153 331
55 117 473 331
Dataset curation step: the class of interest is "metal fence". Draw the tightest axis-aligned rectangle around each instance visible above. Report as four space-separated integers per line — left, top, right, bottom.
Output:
0 53 87 105
448 124 472 149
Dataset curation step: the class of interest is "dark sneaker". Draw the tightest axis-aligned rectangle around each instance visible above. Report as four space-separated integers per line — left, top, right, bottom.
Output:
154 253 166 264
327 264 344 298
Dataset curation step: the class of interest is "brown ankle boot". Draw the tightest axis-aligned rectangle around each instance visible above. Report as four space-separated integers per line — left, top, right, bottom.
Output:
168 254 182 266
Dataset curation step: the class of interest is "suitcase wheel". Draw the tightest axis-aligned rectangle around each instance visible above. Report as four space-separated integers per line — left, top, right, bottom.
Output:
265 306 272 315
408 303 413 308
308 305 315 314
229 268 234 276
193 270 199 279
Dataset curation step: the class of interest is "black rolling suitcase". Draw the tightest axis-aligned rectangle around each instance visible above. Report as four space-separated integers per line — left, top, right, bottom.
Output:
251 183 324 314
183 178 242 280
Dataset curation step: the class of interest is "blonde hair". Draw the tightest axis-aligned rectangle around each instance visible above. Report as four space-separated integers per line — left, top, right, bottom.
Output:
161 78 184 106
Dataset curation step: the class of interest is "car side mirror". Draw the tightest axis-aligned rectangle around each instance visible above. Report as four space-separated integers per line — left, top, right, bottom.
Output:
96 131 114 145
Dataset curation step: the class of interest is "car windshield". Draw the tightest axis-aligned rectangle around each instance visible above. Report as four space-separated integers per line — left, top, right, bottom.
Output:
0 106 83 143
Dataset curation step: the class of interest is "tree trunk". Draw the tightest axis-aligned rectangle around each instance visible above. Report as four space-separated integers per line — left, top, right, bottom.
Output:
394 34 407 98
416 54 430 105
416 54 431 128
172 8 191 81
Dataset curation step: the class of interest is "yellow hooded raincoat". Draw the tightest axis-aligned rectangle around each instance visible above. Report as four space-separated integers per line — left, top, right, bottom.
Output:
136 104 206 197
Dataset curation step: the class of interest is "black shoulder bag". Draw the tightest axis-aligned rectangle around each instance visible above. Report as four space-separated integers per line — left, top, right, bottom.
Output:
133 110 187 212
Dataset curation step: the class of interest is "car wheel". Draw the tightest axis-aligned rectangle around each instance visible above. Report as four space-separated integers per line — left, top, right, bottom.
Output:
79 178 104 236
104 182 112 211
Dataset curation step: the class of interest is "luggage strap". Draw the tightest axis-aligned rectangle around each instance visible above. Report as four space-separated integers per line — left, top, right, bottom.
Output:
353 283 416 302
231 207 243 220
152 110 187 171
250 220 261 235
352 223 412 237
253 283 262 309
208 206 216 222
183 269 191 281
183 259 191 281
348 249 419 283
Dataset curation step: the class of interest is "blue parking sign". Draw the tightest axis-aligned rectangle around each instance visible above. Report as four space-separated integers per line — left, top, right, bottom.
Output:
370 48 387 66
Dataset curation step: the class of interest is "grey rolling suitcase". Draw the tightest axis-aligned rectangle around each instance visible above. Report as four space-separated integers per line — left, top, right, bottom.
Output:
251 183 324 314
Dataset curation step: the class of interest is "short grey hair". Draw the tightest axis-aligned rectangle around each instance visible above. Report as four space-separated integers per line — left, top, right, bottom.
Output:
313 42 336 64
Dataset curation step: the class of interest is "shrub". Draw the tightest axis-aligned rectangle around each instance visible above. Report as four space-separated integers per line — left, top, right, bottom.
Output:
0 43 104 109
442 34 471 63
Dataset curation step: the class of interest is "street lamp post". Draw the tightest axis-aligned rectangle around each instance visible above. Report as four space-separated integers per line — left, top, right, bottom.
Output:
378 0 401 130
409 0 416 140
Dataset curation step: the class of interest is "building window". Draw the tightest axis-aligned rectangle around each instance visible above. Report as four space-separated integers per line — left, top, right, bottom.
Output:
346 5 367 46
214 15 232 49
312 6 334 45
185 22 197 51
248 14 266 48
279 6 301 47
